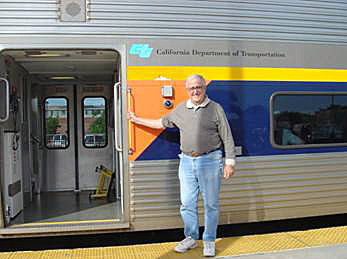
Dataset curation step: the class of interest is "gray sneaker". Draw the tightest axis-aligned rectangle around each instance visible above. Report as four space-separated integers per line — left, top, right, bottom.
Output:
203 241 215 257
174 237 198 253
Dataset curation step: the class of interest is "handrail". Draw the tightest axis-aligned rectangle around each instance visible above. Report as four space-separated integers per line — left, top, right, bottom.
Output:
127 87 134 155
114 82 122 152
0 77 10 122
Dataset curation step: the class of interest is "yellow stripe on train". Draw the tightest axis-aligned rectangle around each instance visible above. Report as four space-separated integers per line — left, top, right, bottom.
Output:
128 66 347 81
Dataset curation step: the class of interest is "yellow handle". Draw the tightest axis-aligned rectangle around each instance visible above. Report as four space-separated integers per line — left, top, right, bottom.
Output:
128 88 134 155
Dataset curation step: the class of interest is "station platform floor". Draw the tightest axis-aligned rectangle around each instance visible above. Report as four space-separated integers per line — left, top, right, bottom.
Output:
0 225 347 258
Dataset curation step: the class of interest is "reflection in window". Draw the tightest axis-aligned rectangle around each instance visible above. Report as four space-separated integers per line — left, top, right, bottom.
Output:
83 97 107 148
273 94 347 146
44 97 69 148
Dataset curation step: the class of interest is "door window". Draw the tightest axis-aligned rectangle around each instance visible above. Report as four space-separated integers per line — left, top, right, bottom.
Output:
44 97 69 149
82 97 107 148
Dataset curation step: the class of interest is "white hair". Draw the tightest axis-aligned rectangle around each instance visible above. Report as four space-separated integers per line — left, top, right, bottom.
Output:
186 74 206 88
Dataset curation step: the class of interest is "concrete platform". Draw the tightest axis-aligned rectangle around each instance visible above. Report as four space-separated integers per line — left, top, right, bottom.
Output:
1 226 347 258
224 243 347 259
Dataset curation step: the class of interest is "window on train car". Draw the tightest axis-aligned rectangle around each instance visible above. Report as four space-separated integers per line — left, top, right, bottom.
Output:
44 97 69 149
272 94 347 147
0 79 7 120
82 97 107 148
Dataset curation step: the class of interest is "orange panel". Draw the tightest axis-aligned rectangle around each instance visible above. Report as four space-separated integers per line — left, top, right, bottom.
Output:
128 80 187 160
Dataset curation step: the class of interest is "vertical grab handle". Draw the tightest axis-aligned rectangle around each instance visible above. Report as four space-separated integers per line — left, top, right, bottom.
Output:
114 82 122 152
0 77 9 122
128 87 134 155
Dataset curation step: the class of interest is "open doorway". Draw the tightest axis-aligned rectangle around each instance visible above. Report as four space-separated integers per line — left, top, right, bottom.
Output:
0 49 123 226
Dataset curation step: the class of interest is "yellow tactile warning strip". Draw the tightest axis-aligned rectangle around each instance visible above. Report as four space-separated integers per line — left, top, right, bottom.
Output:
1 226 347 258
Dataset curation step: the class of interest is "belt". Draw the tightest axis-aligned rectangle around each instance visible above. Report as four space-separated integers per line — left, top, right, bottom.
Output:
182 149 219 157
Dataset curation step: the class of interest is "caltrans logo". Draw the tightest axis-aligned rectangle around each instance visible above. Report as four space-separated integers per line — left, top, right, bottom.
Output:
129 44 153 58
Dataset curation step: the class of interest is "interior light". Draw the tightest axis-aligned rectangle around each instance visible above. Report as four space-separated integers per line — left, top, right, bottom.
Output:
30 53 64 57
50 76 76 80
26 51 65 57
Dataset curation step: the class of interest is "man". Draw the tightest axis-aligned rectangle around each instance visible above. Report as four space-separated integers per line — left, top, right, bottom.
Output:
129 74 235 257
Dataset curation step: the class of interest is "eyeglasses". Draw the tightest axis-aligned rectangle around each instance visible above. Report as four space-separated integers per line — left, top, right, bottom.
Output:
186 86 204 92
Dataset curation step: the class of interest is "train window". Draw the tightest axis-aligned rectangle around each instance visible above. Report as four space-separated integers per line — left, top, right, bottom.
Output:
272 93 347 147
82 97 107 148
0 79 8 121
44 97 69 149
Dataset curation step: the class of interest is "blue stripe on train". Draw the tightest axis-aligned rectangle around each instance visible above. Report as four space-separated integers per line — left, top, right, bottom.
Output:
137 80 347 161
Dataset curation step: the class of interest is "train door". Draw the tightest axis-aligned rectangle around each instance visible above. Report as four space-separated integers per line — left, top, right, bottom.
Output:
77 87 113 191
37 84 116 222
0 49 125 227
41 86 114 192
41 86 75 192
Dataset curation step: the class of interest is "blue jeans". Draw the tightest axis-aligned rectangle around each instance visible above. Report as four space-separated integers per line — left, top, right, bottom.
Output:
178 150 223 241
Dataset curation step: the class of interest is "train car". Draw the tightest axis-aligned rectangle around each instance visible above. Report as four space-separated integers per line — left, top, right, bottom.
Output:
0 1 347 238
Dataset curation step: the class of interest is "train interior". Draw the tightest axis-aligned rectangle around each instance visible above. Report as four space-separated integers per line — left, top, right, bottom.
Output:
0 49 123 227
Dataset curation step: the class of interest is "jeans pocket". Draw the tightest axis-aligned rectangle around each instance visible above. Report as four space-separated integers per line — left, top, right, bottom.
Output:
208 150 222 160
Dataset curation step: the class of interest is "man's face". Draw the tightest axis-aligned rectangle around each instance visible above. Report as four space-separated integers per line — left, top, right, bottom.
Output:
186 78 207 105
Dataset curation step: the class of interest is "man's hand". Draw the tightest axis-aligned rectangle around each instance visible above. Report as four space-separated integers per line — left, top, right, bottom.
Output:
128 111 136 122
224 164 234 179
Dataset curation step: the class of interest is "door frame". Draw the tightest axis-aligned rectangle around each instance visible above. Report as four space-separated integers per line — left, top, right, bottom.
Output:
0 42 130 232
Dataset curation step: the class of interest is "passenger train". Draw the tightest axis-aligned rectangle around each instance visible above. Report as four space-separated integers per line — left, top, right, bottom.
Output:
0 0 347 238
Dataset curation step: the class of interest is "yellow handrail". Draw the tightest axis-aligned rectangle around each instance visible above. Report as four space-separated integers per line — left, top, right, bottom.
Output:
128 87 134 155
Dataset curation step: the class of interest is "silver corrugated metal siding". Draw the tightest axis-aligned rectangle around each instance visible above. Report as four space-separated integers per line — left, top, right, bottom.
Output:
0 0 346 43
129 152 347 231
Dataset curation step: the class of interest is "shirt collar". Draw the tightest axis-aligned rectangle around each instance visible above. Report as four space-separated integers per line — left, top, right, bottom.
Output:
186 96 210 110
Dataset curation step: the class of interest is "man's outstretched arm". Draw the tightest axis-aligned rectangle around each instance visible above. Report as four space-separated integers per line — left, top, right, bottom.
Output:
128 112 164 129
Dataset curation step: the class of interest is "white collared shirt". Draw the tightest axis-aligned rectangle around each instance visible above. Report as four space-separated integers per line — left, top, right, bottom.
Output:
186 97 211 111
